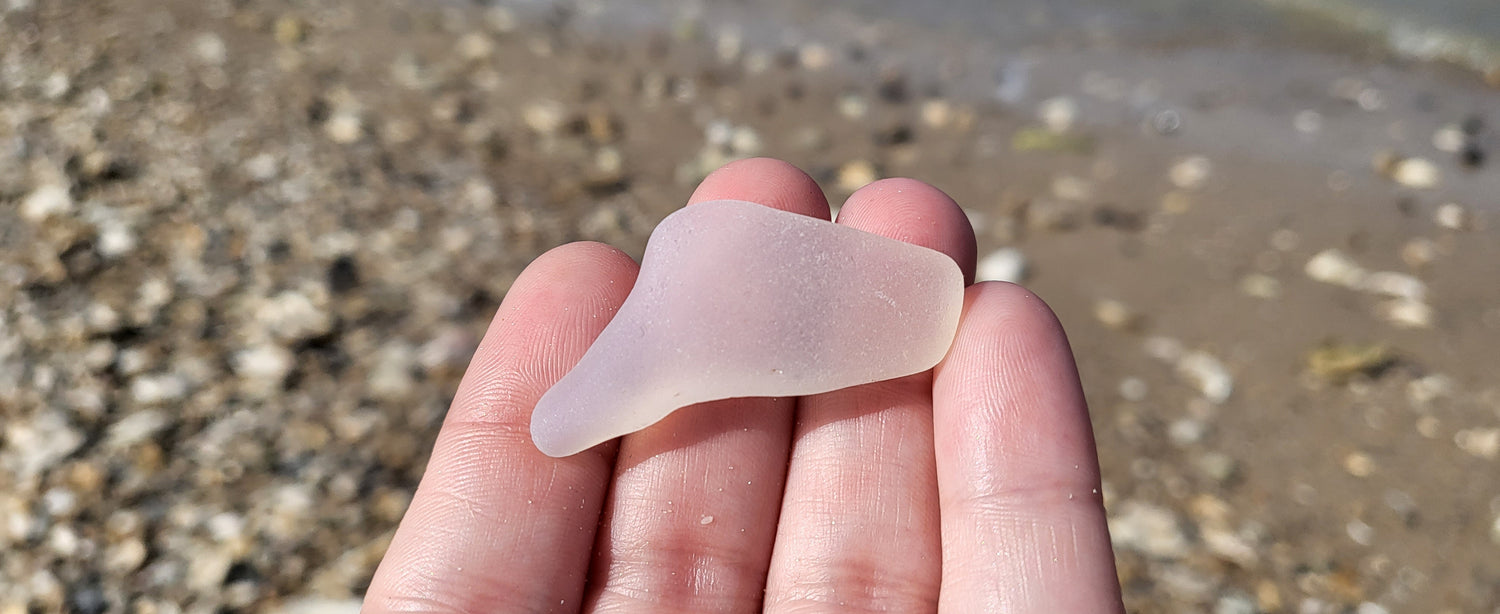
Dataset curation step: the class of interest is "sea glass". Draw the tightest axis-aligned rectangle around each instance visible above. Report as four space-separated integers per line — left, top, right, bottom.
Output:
530 199 964 457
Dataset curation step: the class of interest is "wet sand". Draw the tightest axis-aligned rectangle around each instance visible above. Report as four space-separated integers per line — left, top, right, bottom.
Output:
1 0 1497 612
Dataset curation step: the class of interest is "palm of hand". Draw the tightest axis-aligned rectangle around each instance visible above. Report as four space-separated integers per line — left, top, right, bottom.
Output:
363 159 1124 613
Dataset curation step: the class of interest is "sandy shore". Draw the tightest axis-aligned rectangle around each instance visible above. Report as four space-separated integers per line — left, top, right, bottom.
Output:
1 0 1497 612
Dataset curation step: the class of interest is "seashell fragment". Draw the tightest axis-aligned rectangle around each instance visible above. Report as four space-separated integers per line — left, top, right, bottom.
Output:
531 200 965 457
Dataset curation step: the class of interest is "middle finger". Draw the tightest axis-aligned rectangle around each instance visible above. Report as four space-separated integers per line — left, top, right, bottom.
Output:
583 159 832 613
764 179 977 612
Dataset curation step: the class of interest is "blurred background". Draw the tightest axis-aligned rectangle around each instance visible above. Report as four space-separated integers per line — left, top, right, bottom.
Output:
1 0 1497 612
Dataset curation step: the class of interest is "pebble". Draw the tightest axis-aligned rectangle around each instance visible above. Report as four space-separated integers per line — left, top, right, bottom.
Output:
920 99 952 128
4 413 85 478
1406 374 1455 405
1037 96 1078 132
1239 273 1281 299
1094 299 1142 331
521 100 568 135
106 410 170 449
1359 271 1427 302
797 43 832 71
1400 237 1439 269
1051 175 1094 202
324 111 363 144
1390 157 1440 188
41 71 70 99
368 342 417 402
1454 428 1500 459
20 184 74 222
193 33 228 65
836 159 877 192
1177 351 1234 403
1119 377 1149 401
1343 451 1377 477
186 548 234 591
1168 156 1212 190
274 16 305 45
232 344 294 384
96 222 137 259
1294 110 1323 134
1306 342 1393 383
256 290 333 343
456 33 494 61
104 539 148 574
1432 124 1466 153
129 374 188 405
1215 594 1257 614
279 598 364 614
729 126 762 156
714 27 742 63
1376 298 1433 329
42 489 77 517
1026 198 1082 232
1305 249 1366 288
1168 419 1206 445
1346 518 1375 545
836 92 868 120
1108 501 1191 559
1491 513 1500 545
1433 202 1470 230
976 248 1028 283
1159 190 1192 214
1195 452 1239 485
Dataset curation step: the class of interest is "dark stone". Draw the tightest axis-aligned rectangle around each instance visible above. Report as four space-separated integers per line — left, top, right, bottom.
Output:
877 74 908 104
1460 115 1485 135
327 255 360 294
66 583 108 614
60 241 103 279
1093 205 1144 231
873 124 913 146
1459 144 1486 169
306 98 330 124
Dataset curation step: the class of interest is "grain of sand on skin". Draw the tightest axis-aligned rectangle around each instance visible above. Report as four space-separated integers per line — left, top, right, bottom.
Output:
0 0 1498 612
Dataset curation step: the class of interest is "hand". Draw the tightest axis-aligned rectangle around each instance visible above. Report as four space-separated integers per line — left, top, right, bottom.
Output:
363 158 1124 613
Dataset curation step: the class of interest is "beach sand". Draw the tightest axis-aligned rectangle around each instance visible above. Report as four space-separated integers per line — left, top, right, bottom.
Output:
1 0 1497 611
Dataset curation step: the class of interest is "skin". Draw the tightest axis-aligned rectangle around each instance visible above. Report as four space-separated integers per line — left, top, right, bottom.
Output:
363 158 1125 613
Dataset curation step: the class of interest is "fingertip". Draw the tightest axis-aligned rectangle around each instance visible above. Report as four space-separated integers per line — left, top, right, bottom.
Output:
950 281 1067 352
688 157 831 219
366 241 640 611
458 241 640 426
837 178 978 284
508 241 639 303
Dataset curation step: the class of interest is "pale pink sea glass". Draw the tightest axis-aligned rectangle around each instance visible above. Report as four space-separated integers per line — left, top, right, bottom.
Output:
530 200 964 457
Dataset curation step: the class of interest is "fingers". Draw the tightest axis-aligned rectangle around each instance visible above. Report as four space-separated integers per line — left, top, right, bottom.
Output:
932 283 1123 613
364 243 639 613
764 179 976 612
582 159 829 612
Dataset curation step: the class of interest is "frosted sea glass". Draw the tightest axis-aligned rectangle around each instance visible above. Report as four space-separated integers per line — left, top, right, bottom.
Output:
530 199 965 457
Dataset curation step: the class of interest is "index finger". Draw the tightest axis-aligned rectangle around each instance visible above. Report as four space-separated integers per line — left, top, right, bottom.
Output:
363 242 639 613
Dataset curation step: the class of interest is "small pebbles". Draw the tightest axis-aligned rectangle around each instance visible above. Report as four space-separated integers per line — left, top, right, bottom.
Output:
1095 299 1142 331
836 159 877 192
1390 157 1441 188
1305 250 1367 288
1108 501 1190 559
1168 156 1212 190
1037 96 1078 132
1433 202 1471 231
976 248 1028 283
